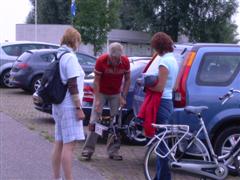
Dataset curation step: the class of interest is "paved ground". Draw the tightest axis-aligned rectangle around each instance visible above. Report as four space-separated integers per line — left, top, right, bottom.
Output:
0 88 239 180
0 112 105 180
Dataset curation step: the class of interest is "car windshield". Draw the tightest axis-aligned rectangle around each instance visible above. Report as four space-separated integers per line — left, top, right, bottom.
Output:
76 53 96 65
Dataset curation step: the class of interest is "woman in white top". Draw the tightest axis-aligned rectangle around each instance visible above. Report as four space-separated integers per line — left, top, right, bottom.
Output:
148 32 178 180
52 27 85 180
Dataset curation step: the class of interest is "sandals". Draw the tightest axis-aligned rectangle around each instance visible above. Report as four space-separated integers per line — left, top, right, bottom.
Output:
109 154 123 161
82 151 123 161
81 151 93 160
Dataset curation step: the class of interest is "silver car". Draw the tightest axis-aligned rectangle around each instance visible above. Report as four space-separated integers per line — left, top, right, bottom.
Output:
0 41 59 87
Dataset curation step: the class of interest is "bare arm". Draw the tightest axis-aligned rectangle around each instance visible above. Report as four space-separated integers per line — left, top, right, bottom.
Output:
149 66 168 92
68 77 85 120
122 72 131 97
93 73 101 100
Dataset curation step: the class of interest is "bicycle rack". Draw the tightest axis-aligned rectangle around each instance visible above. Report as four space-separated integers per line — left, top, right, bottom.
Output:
151 124 190 159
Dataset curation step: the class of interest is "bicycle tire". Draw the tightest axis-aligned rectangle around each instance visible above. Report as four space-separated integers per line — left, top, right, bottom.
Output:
144 131 211 180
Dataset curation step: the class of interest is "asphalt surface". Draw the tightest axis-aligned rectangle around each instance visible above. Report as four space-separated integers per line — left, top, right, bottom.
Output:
0 112 105 180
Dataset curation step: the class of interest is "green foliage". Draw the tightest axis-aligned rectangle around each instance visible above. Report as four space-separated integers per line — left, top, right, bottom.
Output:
74 0 121 55
184 0 239 43
120 0 239 43
27 0 71 24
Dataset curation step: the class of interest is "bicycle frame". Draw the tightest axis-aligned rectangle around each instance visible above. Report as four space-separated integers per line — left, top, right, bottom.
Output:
144 89 240 180
146 108 240 179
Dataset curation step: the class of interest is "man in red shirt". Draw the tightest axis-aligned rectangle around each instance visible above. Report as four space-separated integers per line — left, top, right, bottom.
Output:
82 42 130 160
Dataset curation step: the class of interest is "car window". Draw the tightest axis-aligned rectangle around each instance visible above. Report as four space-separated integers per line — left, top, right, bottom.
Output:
2 45 22 56
76 53 96 65
33 44 58 49
196 52 240 86
40 53 55 62
21 44 39 53
44 45 59 49
17 51 33 62
2 44 59 57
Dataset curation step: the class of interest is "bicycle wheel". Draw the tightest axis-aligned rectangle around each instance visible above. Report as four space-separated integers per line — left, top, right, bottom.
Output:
144 131 211 180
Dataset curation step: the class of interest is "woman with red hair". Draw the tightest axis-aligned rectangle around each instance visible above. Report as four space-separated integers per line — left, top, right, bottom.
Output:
138 32 178 180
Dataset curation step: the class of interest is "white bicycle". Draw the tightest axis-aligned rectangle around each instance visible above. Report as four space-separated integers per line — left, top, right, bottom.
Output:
144 89 240 180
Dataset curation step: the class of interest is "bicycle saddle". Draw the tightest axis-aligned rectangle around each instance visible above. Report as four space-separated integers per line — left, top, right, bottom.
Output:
184 106 208 114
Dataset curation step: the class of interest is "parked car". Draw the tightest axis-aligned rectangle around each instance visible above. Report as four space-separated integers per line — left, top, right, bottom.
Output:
10 49 96 93
133 43 240 174
0 41 59 87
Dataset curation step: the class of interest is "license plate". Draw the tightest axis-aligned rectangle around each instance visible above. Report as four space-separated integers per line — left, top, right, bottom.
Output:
95 123 108 136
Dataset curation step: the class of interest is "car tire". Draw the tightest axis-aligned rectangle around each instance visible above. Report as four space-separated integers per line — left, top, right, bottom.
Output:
122 111 148 145
0 69 15 88
31 75 42 93
214 126 240 176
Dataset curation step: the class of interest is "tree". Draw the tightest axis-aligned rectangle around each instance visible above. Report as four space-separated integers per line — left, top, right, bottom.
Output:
119 0 239 43
184 0 239 43
27 0 71 24
74 0 121 55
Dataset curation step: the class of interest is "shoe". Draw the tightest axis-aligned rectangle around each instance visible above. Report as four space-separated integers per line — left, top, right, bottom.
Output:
109 154 123 161
81 151 92 160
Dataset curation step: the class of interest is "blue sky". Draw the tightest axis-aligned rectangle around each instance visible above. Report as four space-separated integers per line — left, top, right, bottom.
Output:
0 0 239 42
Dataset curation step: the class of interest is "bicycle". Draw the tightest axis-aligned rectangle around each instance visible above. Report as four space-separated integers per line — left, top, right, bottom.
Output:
94 106 150 146
144 88 240 180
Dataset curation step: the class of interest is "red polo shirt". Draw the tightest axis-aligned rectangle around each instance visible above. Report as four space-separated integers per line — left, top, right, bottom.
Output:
94 53 130 95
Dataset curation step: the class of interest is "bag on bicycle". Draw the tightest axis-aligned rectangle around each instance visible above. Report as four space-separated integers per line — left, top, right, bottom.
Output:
34 51 70 104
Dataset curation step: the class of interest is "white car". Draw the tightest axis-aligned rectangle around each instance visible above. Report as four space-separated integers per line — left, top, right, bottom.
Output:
0 41 59 87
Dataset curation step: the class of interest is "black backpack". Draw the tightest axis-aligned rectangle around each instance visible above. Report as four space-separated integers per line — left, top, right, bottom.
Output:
36 51 70 104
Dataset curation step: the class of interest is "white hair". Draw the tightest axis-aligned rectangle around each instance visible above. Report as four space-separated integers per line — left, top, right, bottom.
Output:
109 42 123 57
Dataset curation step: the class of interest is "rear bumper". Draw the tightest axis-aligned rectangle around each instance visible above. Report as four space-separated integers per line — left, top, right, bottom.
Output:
9 71 31 89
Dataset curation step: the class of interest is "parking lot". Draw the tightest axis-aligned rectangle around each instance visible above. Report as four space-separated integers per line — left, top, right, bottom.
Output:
0 88 238 180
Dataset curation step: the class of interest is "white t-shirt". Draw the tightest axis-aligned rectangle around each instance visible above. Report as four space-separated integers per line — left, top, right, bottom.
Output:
53 45 85 108
144 53 178 99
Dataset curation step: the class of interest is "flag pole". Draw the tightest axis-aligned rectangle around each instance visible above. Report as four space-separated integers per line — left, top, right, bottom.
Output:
71 0 76 26
35 0 38 41
107 0 109 53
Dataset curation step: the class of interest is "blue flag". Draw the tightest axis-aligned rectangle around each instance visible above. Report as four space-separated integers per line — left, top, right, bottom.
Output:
71 0 76 16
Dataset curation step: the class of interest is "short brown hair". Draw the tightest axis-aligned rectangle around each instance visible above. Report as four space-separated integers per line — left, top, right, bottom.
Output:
151 32 174 54
60 27 81 51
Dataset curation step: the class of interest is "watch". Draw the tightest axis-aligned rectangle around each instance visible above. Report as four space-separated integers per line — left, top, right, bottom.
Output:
76 107 82 110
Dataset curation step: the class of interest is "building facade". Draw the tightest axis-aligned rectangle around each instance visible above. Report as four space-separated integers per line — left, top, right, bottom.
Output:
16 24 152 57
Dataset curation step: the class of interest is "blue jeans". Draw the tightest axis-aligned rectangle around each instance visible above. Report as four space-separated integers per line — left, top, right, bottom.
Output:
155 99 173 180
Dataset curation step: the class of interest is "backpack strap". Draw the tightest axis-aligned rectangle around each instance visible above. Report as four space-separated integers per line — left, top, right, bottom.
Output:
56 51 70 61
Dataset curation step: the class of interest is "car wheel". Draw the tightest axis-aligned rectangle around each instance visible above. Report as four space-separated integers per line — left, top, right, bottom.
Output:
214 126 240 176
122 111 148 145
0 69 15 88
31 75 42 93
